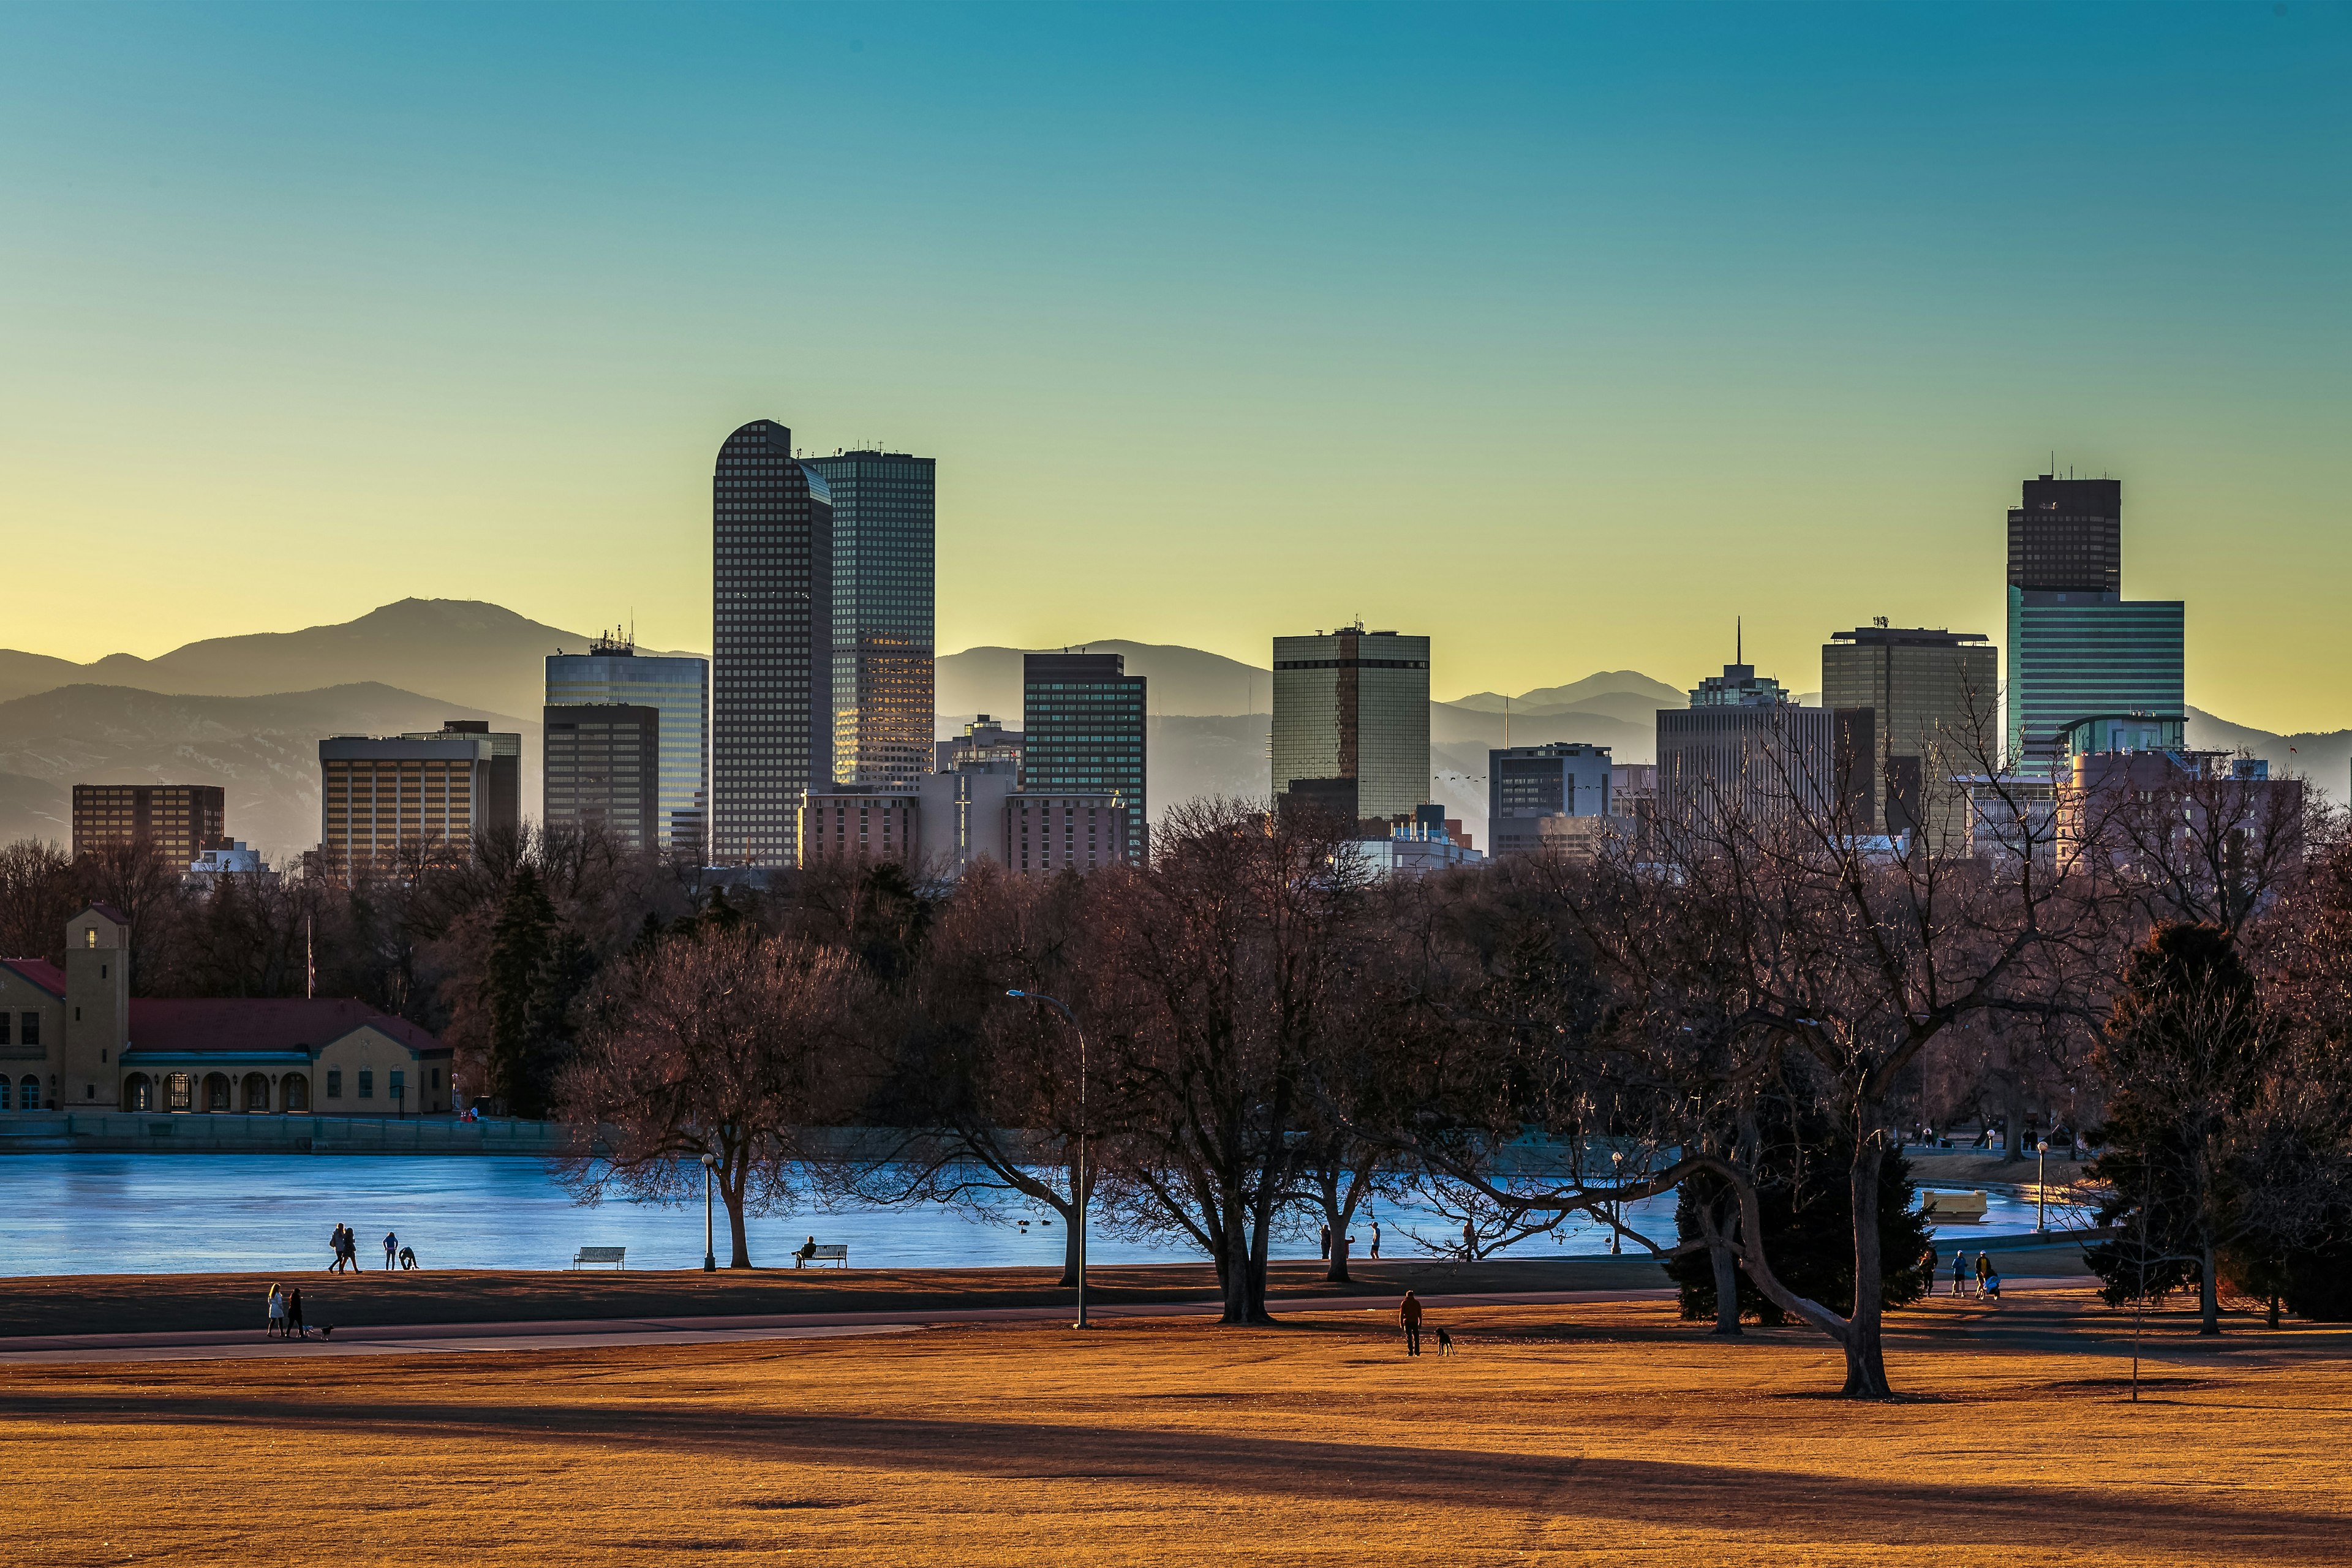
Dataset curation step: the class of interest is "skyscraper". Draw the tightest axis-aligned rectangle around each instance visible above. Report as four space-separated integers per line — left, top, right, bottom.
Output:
1271 625 1431 824
1656 660 1837 837
1023 652 1147 863
1820 625 1997 843
2003 475 2184 774
802 450 937 791
543 704 661 852
712 420 833 867
546 635 710 857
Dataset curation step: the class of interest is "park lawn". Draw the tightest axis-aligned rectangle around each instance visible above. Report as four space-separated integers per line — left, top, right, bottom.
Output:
4 1288 2346 1566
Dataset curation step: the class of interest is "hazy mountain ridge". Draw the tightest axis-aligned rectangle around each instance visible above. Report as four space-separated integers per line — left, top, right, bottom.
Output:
0 603 2337 863
0 683 532 858
0 600 697 723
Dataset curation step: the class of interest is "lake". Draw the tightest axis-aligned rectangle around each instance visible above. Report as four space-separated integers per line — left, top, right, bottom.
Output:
0 1155 2065 1276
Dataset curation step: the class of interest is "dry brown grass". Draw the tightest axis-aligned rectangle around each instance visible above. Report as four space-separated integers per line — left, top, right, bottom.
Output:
6 1289 2348 1566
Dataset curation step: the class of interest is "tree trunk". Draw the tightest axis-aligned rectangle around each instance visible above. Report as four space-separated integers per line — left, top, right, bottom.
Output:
723 1163 752 1268
2002 1066 2026 1163
1839 1138 1894 1398
2198 1234 2220 1336
1709 1237 1743 1335
1059 1203 1081 1289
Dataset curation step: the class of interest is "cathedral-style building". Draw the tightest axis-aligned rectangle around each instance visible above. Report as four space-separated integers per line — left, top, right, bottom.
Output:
0 904 453 1116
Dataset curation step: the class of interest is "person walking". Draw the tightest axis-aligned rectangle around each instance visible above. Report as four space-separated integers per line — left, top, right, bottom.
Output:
1369 1219 1382 1261
1950 1248 1969 1297
383 1230 399 1271
1398 1289 1424 1357
266 1284 285 1339
1463 1219 1477 1262
285 1286 306 1340
326 1226 345 1273
1975 1252 1992 1298
1319 1223 1330 1261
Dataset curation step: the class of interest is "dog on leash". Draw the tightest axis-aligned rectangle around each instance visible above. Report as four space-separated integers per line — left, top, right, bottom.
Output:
317 1325 334 1340
1434 1325 1454 1357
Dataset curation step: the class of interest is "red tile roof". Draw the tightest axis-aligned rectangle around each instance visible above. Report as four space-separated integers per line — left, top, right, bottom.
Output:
126 998 448 1056
0 959 67 998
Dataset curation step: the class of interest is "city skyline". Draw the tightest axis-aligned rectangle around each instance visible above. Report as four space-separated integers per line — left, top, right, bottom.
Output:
3 4 2347 734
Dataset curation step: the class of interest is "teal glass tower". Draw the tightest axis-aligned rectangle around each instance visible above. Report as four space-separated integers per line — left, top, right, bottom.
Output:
2002 475 2184 775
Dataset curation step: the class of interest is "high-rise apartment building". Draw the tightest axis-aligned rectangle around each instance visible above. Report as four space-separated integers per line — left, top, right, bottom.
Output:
397 720 521 838
2002 475 2184 774
318 734 493 875
71 784 226 865
547 636 710 857
1272 626 1430 824
543 704 661 851
802 450 937 791
1023 653 1147 863
712 420 834 867
1821 626 1998 843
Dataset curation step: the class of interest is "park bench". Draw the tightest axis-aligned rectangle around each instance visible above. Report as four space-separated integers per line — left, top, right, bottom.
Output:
795 1243 850 1269
571 1246 627 1270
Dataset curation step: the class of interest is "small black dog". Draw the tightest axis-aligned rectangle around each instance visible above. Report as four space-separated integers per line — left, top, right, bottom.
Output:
317 1325 334 1341
1434 1325 1454 1357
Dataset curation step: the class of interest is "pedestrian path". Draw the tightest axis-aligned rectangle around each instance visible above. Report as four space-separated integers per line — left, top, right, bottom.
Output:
0 1276 2099 1366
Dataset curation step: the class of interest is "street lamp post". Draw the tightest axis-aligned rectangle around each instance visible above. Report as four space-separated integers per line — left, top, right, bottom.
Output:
1609 1148 1624 1256
1008 989 1089 1329
701 1152 718 1272
2034 1139 2049 1234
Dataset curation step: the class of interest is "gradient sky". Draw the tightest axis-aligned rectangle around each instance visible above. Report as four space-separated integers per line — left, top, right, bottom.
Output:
2 2 2346 729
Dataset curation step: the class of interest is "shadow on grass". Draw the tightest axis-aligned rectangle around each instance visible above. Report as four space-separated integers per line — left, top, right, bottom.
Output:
5 1383 2348 1555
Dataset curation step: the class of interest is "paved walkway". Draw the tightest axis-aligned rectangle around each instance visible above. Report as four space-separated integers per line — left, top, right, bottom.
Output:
0 1277 2100 1366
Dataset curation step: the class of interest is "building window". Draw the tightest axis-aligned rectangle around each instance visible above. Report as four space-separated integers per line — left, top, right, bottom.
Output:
166 1073 192 1112
0 1079 10 1110
358 1069 374 1099
21 1012 36 1047
326 1069 343 1099
284 1074 309 1112
17 1077 32 1110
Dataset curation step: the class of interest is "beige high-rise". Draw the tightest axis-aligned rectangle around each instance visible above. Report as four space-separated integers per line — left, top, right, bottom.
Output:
1820 626 1998 847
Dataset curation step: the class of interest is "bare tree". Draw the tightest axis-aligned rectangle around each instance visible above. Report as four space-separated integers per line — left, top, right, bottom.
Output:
557 929 872 1267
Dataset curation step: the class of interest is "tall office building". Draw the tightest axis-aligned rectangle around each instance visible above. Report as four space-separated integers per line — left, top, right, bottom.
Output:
1023 653 1147 863
1656 662 1837 837
547 636 710 857
712 420 833 867
2003 475 2184 774
1271 626 1431 824
398 720 520 837
318 734 494 876
1821 626 1997 843
543 704 661 851
802 450 937 791
71 784 227 866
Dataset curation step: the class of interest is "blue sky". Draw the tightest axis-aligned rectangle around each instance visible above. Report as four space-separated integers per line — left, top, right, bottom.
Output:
1 2 2345 726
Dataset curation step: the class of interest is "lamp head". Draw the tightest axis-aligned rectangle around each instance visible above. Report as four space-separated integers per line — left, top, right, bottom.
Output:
701 1152 717 1169
1006 989 1025 998
2037 1140 2048 1153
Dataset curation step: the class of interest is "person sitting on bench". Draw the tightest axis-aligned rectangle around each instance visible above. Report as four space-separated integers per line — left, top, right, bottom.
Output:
796 1235 818 1265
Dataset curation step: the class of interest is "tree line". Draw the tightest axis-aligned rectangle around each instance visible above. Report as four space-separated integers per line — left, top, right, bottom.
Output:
10 742 2351 1397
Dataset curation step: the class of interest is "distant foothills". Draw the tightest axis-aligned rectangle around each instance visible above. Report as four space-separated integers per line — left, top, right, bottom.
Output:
0 598 2339 860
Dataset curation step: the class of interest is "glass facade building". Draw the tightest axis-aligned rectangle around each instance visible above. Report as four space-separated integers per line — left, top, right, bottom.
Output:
546 639 710 858
802 451 937 791
2007 592 2185 775
542 704 662 852
1272 627 1431 823
2000 474 2183 776
1820 627 1997 842
1022 653 1147 864
712 420 834 867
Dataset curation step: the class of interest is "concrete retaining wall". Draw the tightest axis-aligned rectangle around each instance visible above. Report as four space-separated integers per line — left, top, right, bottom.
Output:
0 1112 575 1156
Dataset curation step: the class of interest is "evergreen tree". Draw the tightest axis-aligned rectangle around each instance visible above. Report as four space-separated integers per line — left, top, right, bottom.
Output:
484 865 559 1115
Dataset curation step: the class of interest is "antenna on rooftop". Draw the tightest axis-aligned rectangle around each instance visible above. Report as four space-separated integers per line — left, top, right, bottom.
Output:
1736 616 1742 666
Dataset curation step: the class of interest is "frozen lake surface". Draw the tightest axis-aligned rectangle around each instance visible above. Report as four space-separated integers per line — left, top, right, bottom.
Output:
0 1155 2068 1276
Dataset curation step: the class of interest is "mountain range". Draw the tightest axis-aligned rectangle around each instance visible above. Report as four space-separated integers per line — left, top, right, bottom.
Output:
0 601 2339 857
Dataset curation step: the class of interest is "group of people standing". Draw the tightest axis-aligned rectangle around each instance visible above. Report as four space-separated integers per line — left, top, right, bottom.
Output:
1936 1247 2003 1300
326 1223 410 1271
264 1283 307 1338
1318 1218 1381 1261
